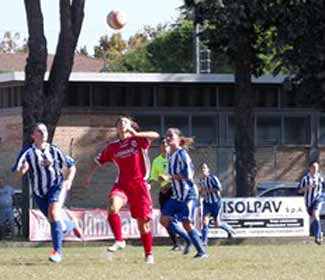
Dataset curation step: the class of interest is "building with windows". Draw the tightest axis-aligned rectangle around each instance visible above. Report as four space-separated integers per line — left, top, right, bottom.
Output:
0 71 323 208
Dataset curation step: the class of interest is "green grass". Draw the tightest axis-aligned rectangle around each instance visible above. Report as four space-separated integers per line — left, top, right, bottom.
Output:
0 243 324 280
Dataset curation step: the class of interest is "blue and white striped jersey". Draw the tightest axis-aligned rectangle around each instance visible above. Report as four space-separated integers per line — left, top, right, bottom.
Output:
168 147 198 201
199 174 222 204
12 144 75 197
299 173 324 208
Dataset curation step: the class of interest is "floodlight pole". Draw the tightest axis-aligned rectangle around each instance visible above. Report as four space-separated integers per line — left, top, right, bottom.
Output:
193 0 206 74
193 21 201 74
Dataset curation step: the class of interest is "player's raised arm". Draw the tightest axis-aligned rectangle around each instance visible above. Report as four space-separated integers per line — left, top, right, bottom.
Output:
128 126 160 142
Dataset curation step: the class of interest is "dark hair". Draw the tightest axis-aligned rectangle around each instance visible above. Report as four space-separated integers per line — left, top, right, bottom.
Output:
309 160 320 167
160 137 167 144
167 128 194 149
199 162 209 169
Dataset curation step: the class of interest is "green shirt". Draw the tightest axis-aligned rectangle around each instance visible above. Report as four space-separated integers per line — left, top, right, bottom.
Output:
150 155 170 188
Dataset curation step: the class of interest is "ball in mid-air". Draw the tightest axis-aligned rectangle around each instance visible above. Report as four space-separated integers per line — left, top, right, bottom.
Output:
106 10 127 30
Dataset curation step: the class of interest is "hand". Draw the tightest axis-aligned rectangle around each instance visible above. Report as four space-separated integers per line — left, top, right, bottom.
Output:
62 179 73 191
127 125 138 136
19 161 29 175
159 174 171 182
307 184 314 190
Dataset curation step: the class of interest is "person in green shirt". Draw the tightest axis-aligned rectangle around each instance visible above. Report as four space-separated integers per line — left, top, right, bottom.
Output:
150 137 181 250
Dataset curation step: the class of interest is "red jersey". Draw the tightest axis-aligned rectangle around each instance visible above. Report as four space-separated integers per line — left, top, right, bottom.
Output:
95 136 151 185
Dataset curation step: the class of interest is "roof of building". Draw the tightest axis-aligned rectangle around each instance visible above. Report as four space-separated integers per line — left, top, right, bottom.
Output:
0 71 286 84
0 53 105 73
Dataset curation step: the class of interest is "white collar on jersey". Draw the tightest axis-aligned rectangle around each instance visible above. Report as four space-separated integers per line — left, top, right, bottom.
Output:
32 142 50 151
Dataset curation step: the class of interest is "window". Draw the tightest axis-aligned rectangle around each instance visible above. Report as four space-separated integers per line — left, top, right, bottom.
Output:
157 85 216 107
227 115 235 144
67 83 90 106
257 116 281 145
284 116 310 145
93 84 111 106
219 86 235 107
192 115 218 144
132 114 161 135
164 115 189 135
255 86 278 107
319 116 325 145
157 86 179 107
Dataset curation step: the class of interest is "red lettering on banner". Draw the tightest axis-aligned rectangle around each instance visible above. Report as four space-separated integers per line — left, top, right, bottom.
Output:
29 208 169 241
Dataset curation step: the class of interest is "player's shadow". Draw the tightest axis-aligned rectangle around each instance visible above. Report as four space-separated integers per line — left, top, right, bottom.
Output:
0 261 51 266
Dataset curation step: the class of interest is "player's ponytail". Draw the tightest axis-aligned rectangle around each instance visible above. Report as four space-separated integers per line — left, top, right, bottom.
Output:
168 128 194 149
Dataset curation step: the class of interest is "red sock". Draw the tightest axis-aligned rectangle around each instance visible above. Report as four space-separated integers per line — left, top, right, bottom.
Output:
140 231 153 256
108 213 123 242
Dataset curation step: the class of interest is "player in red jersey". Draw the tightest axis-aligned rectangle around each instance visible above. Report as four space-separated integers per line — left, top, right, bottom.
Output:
85 116 159 264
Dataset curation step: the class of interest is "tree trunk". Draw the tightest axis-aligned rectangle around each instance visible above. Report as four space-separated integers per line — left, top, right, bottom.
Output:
22 0 85 238
22 0 48 239
234 44 256 197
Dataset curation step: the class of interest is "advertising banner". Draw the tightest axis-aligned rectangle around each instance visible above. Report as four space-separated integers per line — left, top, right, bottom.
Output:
29 197 309 241
207 197 309 238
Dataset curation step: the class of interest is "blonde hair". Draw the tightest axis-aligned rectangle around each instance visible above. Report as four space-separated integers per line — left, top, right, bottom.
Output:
168 128 194 149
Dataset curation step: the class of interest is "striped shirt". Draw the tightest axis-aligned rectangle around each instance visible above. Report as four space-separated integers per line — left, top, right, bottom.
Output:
168 147 198 201
199 174 222 204
299 173 324 208
12 143 75 197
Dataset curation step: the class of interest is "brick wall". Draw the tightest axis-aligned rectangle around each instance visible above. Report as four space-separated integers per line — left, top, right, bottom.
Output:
0 109 316 209
0 109 22 187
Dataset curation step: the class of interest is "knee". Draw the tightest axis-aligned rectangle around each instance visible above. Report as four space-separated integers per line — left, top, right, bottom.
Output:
138 220 150 233
108 198 123 215
108 205 119 215
160 216 170 228
313 213 320 220
182 221 193 232
48 205 60 222
203 217 209 226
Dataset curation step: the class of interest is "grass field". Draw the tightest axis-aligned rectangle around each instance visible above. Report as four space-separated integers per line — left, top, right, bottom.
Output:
0 243 324 280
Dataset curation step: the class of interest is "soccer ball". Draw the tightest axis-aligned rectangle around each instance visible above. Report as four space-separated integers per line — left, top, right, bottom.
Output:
106 10 127 30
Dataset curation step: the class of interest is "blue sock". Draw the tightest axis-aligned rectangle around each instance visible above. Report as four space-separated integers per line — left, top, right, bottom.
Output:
188 229 206 255
310 220 316 236
220 222 234 235
63 219 75 234
315 219 321 239
168 222 191 245
50 221 63 254
202 224 209 244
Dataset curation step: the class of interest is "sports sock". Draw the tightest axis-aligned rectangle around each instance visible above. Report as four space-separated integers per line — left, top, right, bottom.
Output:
167 228 177 246
188 229 206 255
140 231 153 256
315 219 321 239
108 213 123 242
168 222 191 245
50 221 63 254
202 224 209 244
220 222 234 235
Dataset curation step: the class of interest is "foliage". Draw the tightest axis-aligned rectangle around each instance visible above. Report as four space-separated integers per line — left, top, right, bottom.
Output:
77 45 89 56
146 20 194 73
271 0 325 108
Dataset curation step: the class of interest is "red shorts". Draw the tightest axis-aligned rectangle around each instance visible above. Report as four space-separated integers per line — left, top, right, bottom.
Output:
108 181 152 220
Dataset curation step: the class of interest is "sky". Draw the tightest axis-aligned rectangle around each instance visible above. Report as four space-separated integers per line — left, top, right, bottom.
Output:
0 0 183 55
